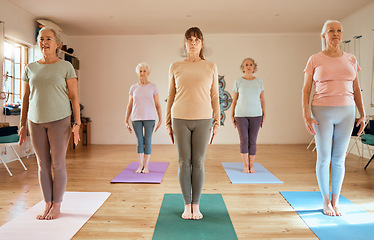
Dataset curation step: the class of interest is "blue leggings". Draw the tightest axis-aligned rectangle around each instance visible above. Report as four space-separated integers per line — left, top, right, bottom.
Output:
132 120 155 154
312 106 355 196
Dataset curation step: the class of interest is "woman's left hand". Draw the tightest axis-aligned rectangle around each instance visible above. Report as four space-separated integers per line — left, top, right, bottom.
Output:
210 125 219 144
155 121 162 132
72 124 80 146
356 116 366 136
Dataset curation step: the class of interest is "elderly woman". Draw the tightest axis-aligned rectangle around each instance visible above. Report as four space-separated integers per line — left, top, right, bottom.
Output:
125 63 162 173
19 26 81 220
231 57 265 173
166 27 220 220
302 20 365 216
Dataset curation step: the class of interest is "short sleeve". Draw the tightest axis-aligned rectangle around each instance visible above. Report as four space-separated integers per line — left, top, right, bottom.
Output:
304 55 315 76
129 85 135 96
22 65 30 82
153 84 159 96
232 79 239 93
65 62 77 80
259 79 264 91
349 53 361 72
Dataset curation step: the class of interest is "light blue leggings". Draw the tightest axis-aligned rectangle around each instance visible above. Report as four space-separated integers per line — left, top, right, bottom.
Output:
132 120 155 154
312 105 355 196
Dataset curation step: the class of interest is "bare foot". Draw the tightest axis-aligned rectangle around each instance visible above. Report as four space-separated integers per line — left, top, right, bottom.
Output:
135 166 143 173
192 204 203 220
242 168 250 173
142 167 149 174
323 202 336 216
182 204 193 219
45 202 61 220
36 202 52 220
332 205 342 216
249 168 256 173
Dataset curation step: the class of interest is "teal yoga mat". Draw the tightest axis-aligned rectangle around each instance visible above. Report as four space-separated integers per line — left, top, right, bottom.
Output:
153 194 237 240
280 191 374 240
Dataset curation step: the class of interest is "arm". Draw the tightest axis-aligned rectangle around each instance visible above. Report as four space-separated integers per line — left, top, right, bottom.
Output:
353 76 366 135
18 81 30 146
302 73 318 135
166 64 176 143
210 64 220 144
125 95 133 133
260 90 265 127
153 93 162 132
231 91 238 128
67 77 81 146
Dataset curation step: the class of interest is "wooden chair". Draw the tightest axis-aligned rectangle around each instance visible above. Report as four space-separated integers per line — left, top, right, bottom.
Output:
0 135 27 176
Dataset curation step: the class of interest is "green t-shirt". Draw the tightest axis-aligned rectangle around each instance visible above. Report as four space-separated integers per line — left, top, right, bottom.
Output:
22 60 77 123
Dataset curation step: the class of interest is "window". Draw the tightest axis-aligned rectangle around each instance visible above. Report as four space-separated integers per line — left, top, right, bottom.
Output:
3 39 28 104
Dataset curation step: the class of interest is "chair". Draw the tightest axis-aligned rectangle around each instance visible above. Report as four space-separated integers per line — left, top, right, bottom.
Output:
307 138 316 151
346 116 371 157
361 133 374 169
0 134 27 176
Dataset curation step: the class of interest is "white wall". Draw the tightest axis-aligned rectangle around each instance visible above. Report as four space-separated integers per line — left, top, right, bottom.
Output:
341 1 374 158
69 33 320 144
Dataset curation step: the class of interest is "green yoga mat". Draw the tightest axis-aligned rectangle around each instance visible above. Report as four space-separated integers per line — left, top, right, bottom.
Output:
153 194 237 240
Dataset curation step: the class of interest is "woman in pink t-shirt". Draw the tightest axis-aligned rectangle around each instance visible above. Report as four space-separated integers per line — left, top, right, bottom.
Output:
302 20 365 216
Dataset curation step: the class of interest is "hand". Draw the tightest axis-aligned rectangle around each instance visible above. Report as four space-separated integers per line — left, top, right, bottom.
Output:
167 127 174 144
155 121 162 132
125 122 132 134
231 116 236 128
210 125 219 144
304 117 319 135
18 126 27 146
72 124 80 146
261 114 265 128
356 116 366 136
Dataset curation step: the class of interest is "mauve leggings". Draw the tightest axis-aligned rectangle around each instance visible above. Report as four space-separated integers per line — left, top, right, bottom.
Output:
29 116 71 203
235 116 262 155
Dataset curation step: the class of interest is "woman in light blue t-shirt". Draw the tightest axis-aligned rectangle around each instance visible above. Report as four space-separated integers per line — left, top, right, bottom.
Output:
231 58 266 173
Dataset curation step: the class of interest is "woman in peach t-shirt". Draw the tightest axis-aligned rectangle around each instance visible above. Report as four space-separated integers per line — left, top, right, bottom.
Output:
302 20 365 216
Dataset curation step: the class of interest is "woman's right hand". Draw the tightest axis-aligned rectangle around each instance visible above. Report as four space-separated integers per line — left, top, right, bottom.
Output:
304 116 319 135
231 116 236 128
125 122 132 134
167 127 174 144
18 126 27 146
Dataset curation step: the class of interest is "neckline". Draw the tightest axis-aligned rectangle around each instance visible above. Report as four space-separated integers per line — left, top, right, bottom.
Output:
321 51 344 59
242 77 256 81
37 59 61 65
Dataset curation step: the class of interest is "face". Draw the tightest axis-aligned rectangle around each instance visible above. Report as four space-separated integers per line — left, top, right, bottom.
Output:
185 35 203 55
38 30 59 55
322 22 343 47
137 66 149 79
242 59 255 74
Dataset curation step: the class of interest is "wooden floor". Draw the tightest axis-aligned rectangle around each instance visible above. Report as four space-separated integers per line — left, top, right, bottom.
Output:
1 144 374 239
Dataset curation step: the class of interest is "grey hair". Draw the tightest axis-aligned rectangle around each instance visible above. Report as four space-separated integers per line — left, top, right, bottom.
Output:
37 26 62 54
320 20 342 51
240 58 258 73
135 62 150 74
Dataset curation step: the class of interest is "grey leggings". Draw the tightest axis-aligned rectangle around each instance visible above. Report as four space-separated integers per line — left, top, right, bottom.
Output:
29 116 71 203
172 118 212 204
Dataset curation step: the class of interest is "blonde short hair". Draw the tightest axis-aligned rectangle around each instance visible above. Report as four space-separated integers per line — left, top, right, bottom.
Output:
320 20 342 51
240 58 258 73
37 26 62 54
135 62 150 74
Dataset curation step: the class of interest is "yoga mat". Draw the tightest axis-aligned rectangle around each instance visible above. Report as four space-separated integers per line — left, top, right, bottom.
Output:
111 162 169 183
280 191 374 240
222 162 283 184
153 194 237 240
0 192 111 240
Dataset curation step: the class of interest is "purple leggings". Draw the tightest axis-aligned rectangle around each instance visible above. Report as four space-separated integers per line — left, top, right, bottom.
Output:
235 116 262 155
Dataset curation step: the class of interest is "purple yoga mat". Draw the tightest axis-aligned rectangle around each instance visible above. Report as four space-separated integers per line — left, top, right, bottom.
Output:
110 162 169 183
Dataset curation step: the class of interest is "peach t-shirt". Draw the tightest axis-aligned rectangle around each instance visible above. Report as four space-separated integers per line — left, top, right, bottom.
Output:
304 51 360 106
166 60 220 128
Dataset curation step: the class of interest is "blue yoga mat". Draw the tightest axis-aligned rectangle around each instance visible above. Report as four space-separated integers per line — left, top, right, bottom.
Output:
222 162 283 184
280 191 374 240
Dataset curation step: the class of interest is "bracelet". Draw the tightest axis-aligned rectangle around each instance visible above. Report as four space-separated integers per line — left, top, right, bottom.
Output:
73 123 81 127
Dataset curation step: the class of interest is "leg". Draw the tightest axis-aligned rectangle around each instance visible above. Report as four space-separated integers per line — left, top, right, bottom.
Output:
235 117 250 173
142 120 155 173
311 106 334 216
172 119 193 219
191 119 212 219
132 121 145 173
44 116 71 220
330 106 355 216
28 120 53 220
248 116 262 173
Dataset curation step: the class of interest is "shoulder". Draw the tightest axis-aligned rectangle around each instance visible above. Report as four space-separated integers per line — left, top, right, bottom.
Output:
343 52 358 63
58 60 74 67
202 60 217 68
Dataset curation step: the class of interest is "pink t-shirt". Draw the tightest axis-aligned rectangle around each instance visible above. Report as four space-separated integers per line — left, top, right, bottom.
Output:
129 82 158 121
304 51 360 106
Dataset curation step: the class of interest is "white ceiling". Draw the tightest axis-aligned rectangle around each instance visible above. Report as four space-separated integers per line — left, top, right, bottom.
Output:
7 0 374 36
